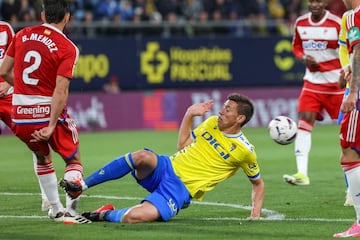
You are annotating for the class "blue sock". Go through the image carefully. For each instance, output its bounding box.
[103,208,130,222]
[84,153,135,188]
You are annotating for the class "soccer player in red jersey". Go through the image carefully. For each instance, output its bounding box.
[0,20,50,212]
[333,0,360,237]
[0,21,15,136]
[283,0,344,186]
[0,0,88,224]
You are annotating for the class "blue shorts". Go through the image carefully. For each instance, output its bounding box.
[131,154,191,221]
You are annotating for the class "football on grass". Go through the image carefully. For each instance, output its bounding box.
[268,116,297,145]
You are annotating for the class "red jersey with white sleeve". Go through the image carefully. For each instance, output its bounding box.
[292,10,343,94]
[6,23,79,124]
[0,21,14,95]
[0,21,15,132]
[345,6,360,55]
[339,6,360,152]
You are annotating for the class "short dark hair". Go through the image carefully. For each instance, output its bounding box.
[227,93,254,127]
[43,0,70,24]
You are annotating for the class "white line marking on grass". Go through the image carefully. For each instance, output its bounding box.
[0,192,354,222]
[193,201,284,220]
[0,215,48,219]
[182,217,354,222]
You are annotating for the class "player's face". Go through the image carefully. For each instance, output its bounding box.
[308,0,327,19]
[218,100,241,133]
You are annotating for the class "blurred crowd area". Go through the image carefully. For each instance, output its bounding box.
[0,0,347,37]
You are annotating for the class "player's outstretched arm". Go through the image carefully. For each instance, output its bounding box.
[249,177,265,219]
[31,76,70,142]
[177,100,214,150]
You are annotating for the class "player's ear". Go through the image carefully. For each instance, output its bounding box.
[237,115,246,125]
[40,8,45,23]
[64,12,71,24]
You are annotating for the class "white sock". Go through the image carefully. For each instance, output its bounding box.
[64,164,83,216]
[294,129,311,176]
[37,165,64,214]
[32,153,48,202]
[345,166,360,223]
[65,194,79,216]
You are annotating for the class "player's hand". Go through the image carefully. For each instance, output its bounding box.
[303,55,319,69]
[339,70,348,89]
[0,82,11,97]
[187,100,214,117]
[339,66,351,89]
[31,126,55,142]
[341,92,358,112]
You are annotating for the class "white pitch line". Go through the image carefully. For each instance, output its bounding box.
[0,192,354,222]
[0,215,48,219]
[179,217,354,222]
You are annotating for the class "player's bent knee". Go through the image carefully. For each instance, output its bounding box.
[122,202,161,223]
[122,209,160,223]
[132,150,156,164]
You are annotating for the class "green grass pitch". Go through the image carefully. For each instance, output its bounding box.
[0,125,354,240]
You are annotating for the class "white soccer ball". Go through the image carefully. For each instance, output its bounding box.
[268,116,297,145]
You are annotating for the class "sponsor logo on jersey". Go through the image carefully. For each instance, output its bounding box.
[15,105,50,118]
[348,27,360,44]
[302,40,328,50]
[201,131,230,160]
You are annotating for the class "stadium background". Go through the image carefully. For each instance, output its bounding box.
[0,0,347,133]
[0,3,355,239]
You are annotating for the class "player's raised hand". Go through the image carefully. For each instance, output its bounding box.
[187,100,214,116]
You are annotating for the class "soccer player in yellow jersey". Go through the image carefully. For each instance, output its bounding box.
[338,9,354,207]
[60,93,265,223]
[338,9,351,104]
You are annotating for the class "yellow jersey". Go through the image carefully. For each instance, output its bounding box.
[337,10,352,124]
[171,116,259,200]
[338,10,351,68]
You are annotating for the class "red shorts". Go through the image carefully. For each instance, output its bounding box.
[340,110,360,152]
[13,117,79,160]
[298,89,343,119]
[0,94,14,130]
